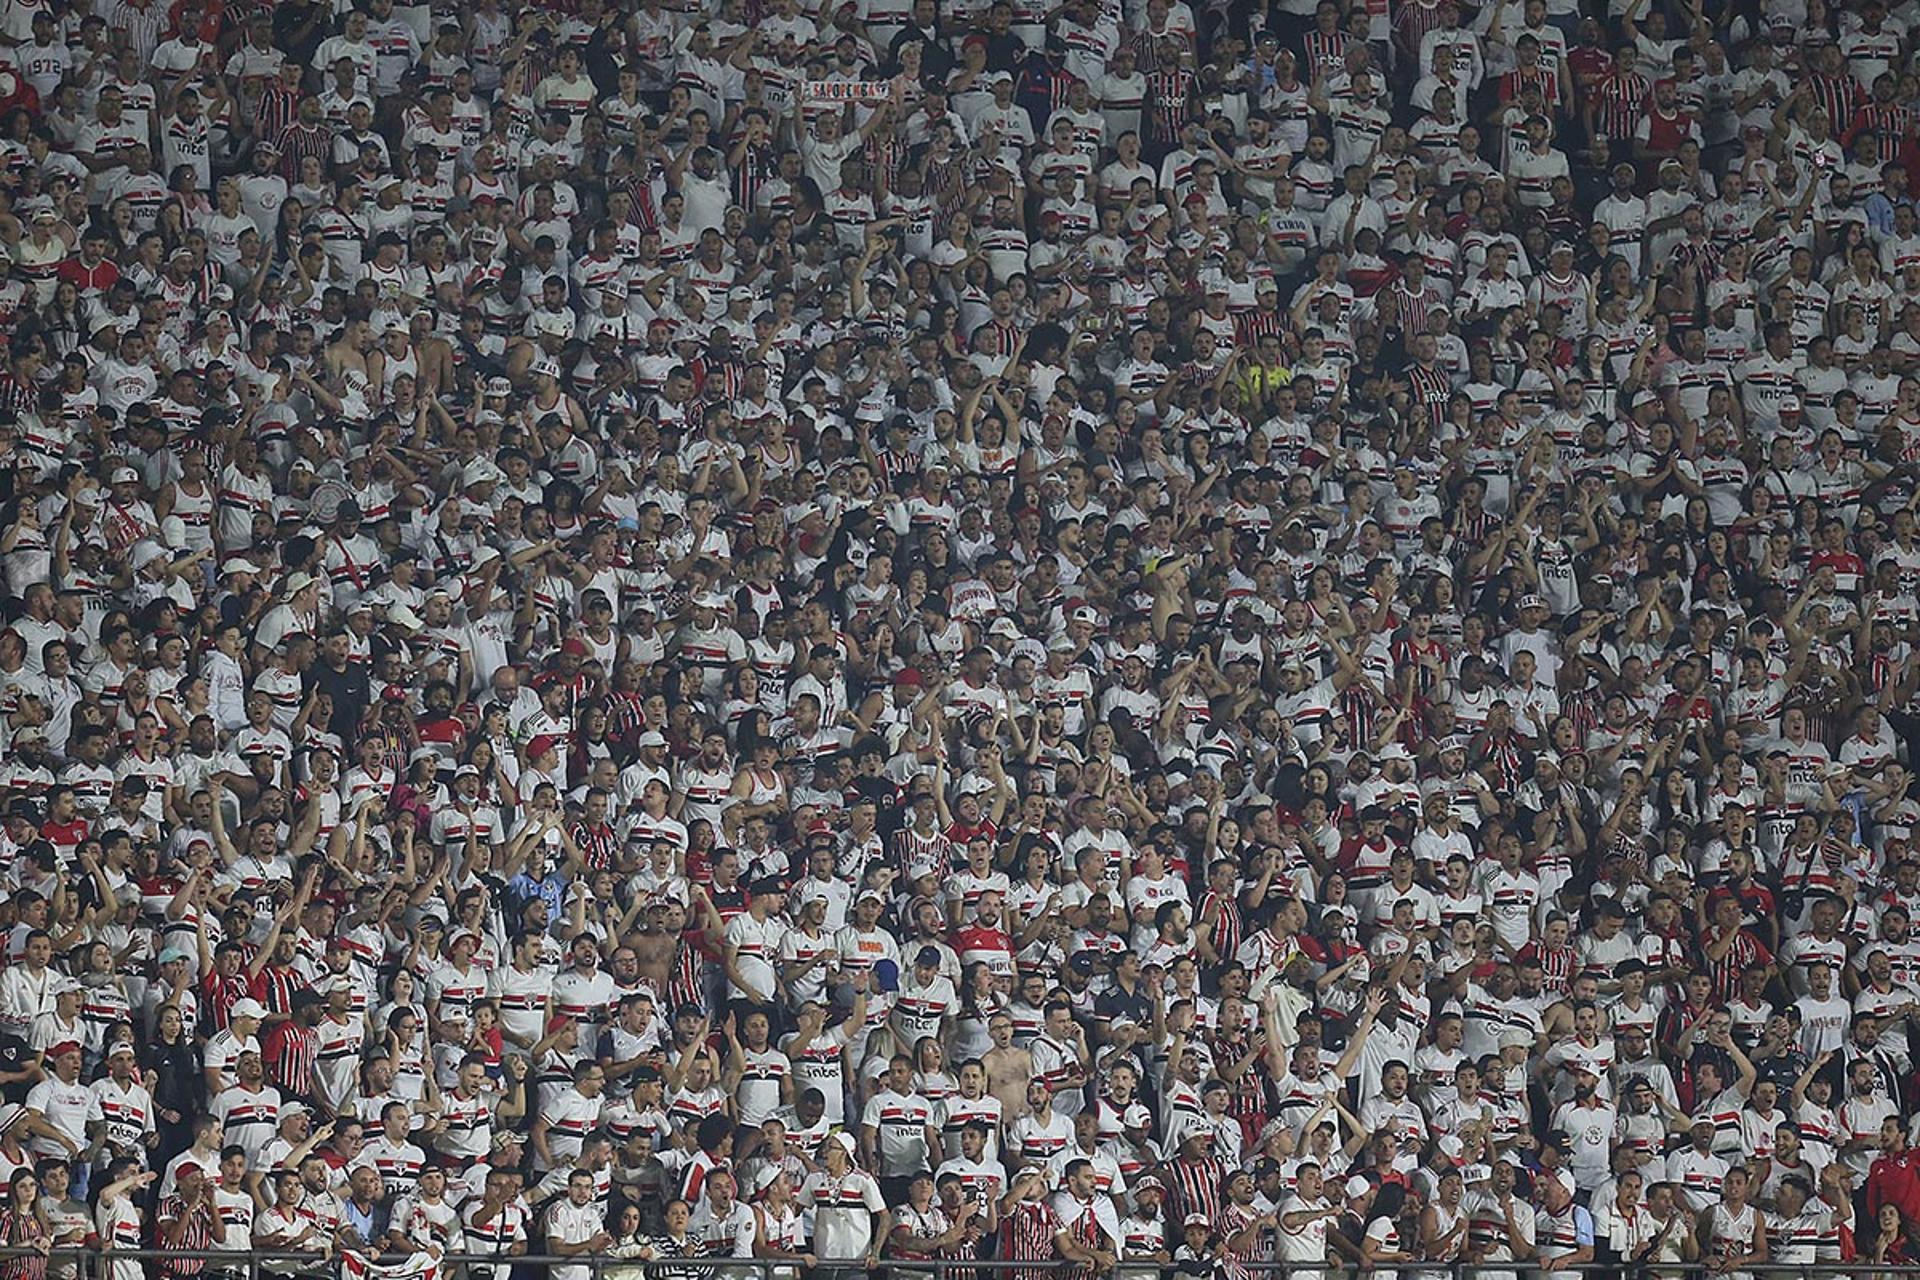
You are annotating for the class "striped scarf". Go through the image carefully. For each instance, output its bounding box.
[1340,681,1378,752]
[1870,651,1896,696]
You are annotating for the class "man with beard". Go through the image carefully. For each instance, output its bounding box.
[1049,1157,1121,1272]
[1116,1173,1171,1277]
[1549,1067,1617,1196]
[1666,1116,1731,1214]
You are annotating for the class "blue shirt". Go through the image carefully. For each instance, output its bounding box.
[507,870,565,918]
[1861,192,1911,237]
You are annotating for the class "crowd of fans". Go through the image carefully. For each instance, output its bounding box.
[7,0,1920,1275]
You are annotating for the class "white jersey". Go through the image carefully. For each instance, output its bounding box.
[1276,1192,1332,1279]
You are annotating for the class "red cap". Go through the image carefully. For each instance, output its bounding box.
[894,668,924,688]
[561,637,589,657]
[47,1041,80,1059]
[526,735,559,760]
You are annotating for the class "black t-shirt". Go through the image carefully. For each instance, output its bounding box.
[309,659,371,741]
[0,1033,35,1103]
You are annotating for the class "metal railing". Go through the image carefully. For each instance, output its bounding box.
[17,1253,1920,1280]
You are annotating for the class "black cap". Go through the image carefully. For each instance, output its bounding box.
[915,946,941,968]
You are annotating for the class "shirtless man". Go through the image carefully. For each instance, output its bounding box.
[631,899,684,1000]
[982,1011,1033,1121]
[409,298,456,400]
[324,316,379,421]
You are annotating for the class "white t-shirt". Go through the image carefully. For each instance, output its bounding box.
[25,1076,100,1157]
[799,1169,887,1261]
